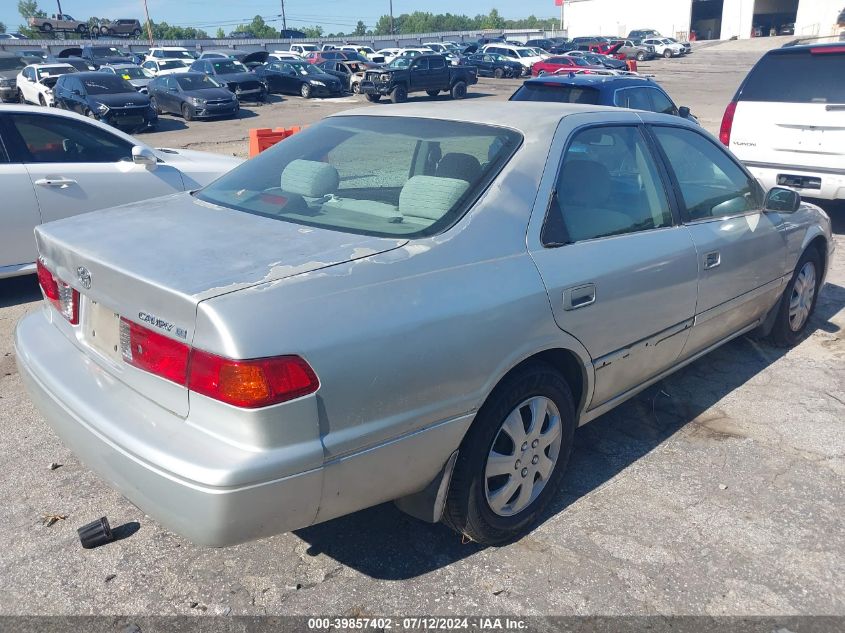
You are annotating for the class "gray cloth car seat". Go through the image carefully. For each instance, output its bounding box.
[559,160,632,241]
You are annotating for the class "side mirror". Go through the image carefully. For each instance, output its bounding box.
[132,145,158,169]
[764,186,801,213]
[678,106,691,118]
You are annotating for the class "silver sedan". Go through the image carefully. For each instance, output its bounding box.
[16,102,834,546]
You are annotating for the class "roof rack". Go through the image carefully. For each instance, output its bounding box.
[782,34,844,47]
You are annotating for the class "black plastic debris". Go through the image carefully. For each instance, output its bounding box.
[78,516,114,549]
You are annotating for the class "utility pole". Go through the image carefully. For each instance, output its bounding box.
[281,0,287,33]
[56,0,63,17]
[389,0,394,36]
[141,0,154,46]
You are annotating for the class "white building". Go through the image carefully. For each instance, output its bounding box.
[560,0,843,41]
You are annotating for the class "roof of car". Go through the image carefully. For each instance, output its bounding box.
[336,101,625,139]
[775,40,845,53]
[523,74,656,89]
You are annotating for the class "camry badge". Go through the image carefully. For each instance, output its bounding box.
[77,266,92,289]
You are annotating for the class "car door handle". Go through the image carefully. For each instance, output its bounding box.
[703,251,721,270]
[34,178,77,189]
[563,283,596,310]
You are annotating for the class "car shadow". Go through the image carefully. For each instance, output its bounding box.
[0,275,40,309]
[149,117,188,132]
[294,281,844,580]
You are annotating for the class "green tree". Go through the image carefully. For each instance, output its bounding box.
[232,15,278,38]
[216,27,225,39]
[479,9,505,30]
[0,21,6,34]
[17,0,47,38]
[301,25,323,38]
[149,21,209,40]
[353,20,366,36]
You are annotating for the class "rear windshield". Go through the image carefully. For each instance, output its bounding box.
[160,60,187,70]
[0,57,26,71]
[195,116,522,238]
[740,49,845,103]
[510,83,600,104]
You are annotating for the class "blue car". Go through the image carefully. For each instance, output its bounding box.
[510,74,697,122]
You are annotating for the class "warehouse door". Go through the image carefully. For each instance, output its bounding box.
[690,0,724,40]
[752,0,799,36]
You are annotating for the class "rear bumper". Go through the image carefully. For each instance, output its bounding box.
[14,310,323,546]
[745,162,845,201]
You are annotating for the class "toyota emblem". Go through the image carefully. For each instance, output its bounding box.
[77,266,92,289]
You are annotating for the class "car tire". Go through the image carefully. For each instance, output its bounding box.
[365,94,381,103]
[18,90,26,104]
[537,70,546,76]
[41,23,53,32]
[636,51,646,61]
[426,90,439,98]
[442,361,576,545]
[450,81,467,100]
[300,83,312,98]
[132,29,141,37]
[352,82,361,94]
[663,49,673,58]
[38,94,46,106]
[181,103,194,121]
[769,248,822,347]
[390,84,407,103]
[494,68,504,79]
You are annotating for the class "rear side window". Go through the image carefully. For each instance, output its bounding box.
[740,49,845,103]
[430,56,446,69]
[510,84,599,104]
[7,113,133,163]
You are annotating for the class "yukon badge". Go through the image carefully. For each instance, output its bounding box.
[76,266,92,289]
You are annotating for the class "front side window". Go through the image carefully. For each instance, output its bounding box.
[615,87,652,110]
[195,116,521,238]
[649,89,677,115]
[651,126,759,221]
[544,126,672,244]
[430,56,446,69]
[8,113,134,163]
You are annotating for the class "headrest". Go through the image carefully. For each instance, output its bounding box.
[399,176,470,221]
[280,160,339,198]
[436,152,482,182]
[560,160,611,207]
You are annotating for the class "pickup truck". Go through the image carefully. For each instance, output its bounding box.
[359,54,478,103]
[28,14,89,34]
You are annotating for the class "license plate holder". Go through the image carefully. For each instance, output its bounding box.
[84,300,122,363]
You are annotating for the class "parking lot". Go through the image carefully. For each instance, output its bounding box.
[0,39,843,617]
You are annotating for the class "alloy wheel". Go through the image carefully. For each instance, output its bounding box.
[788,261,816,332]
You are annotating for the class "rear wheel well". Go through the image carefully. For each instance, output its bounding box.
[495,349,586,415]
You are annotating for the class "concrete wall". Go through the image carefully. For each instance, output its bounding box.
[795,0,842,37]
[560,0,694,39]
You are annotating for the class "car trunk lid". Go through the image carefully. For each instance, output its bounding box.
[35,192,407,416]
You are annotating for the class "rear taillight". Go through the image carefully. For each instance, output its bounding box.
[120,317,190,385]
[37,258,79,325]
[719,100,737,146]
[188,350,319,408]
[119,318,319,407]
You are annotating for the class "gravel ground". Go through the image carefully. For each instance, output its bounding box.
[0,41,842,619]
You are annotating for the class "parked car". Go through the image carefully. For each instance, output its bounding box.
[628,29,661,40]
[27,13,88,34]
[778,23,795,36]
[525,39,557,52]
[610,39,657,61]
[148,72,239,121]
[197,50,249,61]
[146,47,196,62]
[359,54,478,103]
[721,41,845,201]
[0,105,241,279]
[18,50,49,62]
[15,102,833,547]
[665,37,692,54]
[59,57,98,72]
[511,74,697,124]
[97,19,143,37]
[141,59,191,77]
[465,53,522,78]
[53,72,157,132]
[564,50,628,70]
[16,63,76,105]
[0,32,29,40]
[253,60,343,98]
[375,48,403,63]
[189,58,266,102]
[336,45,385,64]
[421,43,465,66]
[0,53,27,102]
[289,44,318,57]
[305,50,371,65]
[99,64,154,93]
[481,44,545,75]
[316,60,377,93]
[531,56,600,76]
[80,45,136,69]
[642,38,686,58]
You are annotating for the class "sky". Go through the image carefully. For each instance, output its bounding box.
[2,0,562,36]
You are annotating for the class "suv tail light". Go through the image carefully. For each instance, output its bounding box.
[37,258,79,325]
[119,318,319,408]
[719,101,737,146]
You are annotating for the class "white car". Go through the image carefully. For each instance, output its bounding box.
[146,47,196,62]
[376,48,403,63]
[289,44,318,57]
[269,51,302,61]
[723,41,845,201]
[0,106,242,278]
[16,63,76,106]
[642,38,685,58]
[141,59,191,76]
[336,44,383,63]
[481,44,545,74]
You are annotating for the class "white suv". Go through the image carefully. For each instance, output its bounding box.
[146,47,196,62]
[481,44,544,75]
[722,42,845,201]
[641,38,685,58]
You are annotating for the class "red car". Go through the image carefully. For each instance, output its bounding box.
[531,56,600,76]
